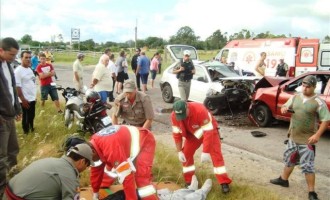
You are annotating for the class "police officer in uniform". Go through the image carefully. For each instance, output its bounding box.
[173,50,195,101]
[112,79,154,130]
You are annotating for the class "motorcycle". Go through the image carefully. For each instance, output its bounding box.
[203,79,255,115]
[56,86,112,134]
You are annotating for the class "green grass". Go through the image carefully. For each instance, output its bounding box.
[14,51,283,199]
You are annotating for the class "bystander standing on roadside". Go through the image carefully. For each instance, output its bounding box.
[90,54,113,104]
[0,37,22,199]
[255,52,267,77]
[73,53,85,92]
[36,53,62,113]
[112,79,154,130]
[44,48,58,80]
[136,51,150,93]
[275,58,289,77]
[14,50,37,134]
[172,50,195,101]
[107,54,116,102]
[115,50,129,94]
[31,51,39,76]
[270,75,330,200]
[99,48,111,64]
[150,52,159,88]
[131,48,141,91]
[158,53,163,74]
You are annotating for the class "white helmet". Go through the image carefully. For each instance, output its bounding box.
[183,50,191,56]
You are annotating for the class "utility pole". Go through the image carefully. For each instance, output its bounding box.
[134,19,137,49]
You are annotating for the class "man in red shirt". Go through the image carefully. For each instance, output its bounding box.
[36,53,62,113]
[90,125,158,200]
[171,100,232,193]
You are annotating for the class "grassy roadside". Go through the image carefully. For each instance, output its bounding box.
[13,97,283,200]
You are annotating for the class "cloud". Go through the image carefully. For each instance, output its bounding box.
[1,0,329,43]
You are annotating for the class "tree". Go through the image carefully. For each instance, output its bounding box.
[169,26,199,46]
[205,30,227,49]
[21,34,33,44]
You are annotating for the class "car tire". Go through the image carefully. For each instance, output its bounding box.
[162,84,174,103]
[203,98,220,115]
[254,104,272,127]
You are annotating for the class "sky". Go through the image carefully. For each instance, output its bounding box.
[0,0,329,44]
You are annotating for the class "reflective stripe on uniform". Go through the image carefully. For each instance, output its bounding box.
[182,165,196,173]
[137,185,156,198]
[214,166,227,175]
[193,113,213,139]
[126,126,140,161]
[172,126,181,134]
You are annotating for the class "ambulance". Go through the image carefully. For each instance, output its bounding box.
[215,37,330,77]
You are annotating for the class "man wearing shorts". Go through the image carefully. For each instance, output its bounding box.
[270,75,330,200]
[136,51,150,93]
[36,53,62,113]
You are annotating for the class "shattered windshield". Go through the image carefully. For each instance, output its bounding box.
[206,61,240,79]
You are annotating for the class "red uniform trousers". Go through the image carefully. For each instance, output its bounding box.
[182,131,232,185]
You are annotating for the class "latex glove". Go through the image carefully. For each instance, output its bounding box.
[178,151,186,162]
[93,192,99,200]
[201,152,212,163]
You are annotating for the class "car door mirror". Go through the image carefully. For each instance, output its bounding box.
[197,77,206,82]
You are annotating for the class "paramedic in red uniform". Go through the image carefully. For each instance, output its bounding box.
[90,125,158,200]
[171,100,232,193]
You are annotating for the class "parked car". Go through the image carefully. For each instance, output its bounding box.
[160,45,258,114]
[248,71,330,127]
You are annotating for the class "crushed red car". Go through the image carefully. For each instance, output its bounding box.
[248,71,330,127]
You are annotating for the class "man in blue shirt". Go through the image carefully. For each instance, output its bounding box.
[31,51,39,76]
[136,51,150,93]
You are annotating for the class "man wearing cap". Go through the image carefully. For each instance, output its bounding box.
[275,58,288,77]
[112,79,154,130]
[5,143,94,200]
[270,75,330,200]
[171,100,232,193]
[172,50,195,101]
[73,53,85,92]
[131,48,141,91]
[89,125,158,200]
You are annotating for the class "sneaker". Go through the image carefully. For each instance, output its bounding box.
[58,110,63,114]
[308,192,319,200]
[270,176,289,187]
[221,183,230,193]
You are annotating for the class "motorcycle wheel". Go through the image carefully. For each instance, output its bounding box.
[203,98,220,115]
[64,109,74,129]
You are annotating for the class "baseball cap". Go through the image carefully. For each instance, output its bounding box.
[173,100,187,120]
[183,50,191,56]
[69,143,94,166]
[123,79,136,93]
[302,75,317,87]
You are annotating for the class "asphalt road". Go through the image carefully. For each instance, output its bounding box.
[53,63,330,199]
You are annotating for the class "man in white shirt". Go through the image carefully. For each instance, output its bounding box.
[73,53,85,92]
[14,50,37,134]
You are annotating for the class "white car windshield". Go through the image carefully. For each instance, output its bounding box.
[169,46,198,60]
[206,61,240,79]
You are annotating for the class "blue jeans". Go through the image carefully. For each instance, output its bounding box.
[98,91,108,103]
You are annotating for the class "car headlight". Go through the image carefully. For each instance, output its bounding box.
[206,88,218,97]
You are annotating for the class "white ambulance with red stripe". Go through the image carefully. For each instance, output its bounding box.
[215,37,330,77]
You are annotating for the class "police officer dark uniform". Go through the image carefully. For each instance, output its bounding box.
[173,50,195,101]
